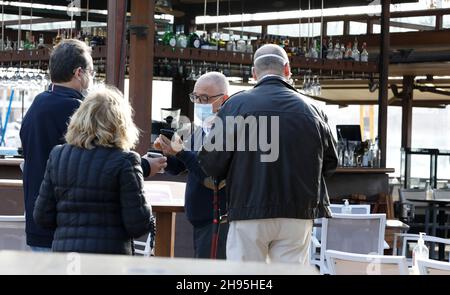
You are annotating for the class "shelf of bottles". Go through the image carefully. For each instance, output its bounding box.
[156,30,378,72]
[0,27,378,80]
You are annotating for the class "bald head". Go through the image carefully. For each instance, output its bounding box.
[195,72,229,96]
[253,44,291,81]
[193,72,230,113]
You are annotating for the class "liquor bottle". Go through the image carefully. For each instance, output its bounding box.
[218,32,226,51]
[38,34,45,48]
[98,28,106,46]
[352,37,360,62]
[344,42,353,60]
[361,42,369,62]
[236,35,246,53]
[200,33,210,50]
[188,31,201,49]
[90,28,99,47]
[255,35,262,49]
[333,39,341,60]
[284,36,290,51]
[246,39,253,54]
[84,30,91,47]
[162,30,177,48]
[310,39,318,59]
[5,37,12,51]
[326,37,334,60]
[24,31,32,50]
[340,43,346,59]
[226,31,235,51]
[209,32,219,50]
[176,27,188,49]
[301,39,307,57]
[54,30,62,47]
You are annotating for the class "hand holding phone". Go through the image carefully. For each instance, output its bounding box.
[160,129,175,140]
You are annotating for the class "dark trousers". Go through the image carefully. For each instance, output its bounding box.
[193,222,229,259]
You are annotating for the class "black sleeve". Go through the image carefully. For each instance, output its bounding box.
[119,152,152,238]
[33,155,57,230]
[141,157,151,178]
[322,122,338,178]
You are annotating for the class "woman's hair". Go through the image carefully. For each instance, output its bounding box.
[65,86,139,150]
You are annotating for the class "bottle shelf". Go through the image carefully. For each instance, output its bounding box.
[0,45,378,74]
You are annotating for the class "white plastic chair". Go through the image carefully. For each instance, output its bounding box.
[318,213,386,274]
[0,215,27,251]
[310,204,371,268]
[133,233,154,257]
[433,188,450,200]
[417,258,450,275]
[329,204,371,214]
[326,249,409,275]
[392,233,450,265]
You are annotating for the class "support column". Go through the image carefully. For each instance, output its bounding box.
[129,0,155,155]
[172,76,195,122]
[106,0,127,92]
[378,0,390,168]
[401,76,414,149]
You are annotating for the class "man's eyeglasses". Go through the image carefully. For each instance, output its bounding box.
[82,68,96,78]
[189,93,224,104]
[75,67,96,78]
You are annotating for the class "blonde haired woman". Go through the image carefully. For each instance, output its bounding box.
[34,86,154,255]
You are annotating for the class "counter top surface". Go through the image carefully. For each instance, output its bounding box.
[0,158,24,166]
[335,167,395,174]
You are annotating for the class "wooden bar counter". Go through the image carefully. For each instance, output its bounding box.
[0,158,23,180]
[326,167,395,201]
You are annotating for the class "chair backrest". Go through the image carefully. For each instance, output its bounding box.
[133,236,152,257]
[329,204,371,214]
[326,250,409,275]
[321,213,386,264]
[433,188,450,200]
[399,188,428,211]
[394,233,450,263]
[0,215,27,251]
[314,204,372,243]
[417,259,450,275]
[399,188,427,202]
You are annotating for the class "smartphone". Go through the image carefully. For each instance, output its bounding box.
[160,128,175,140]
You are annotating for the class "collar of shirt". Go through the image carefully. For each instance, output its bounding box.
[48,84,84,101]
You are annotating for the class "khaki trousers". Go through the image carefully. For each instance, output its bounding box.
[226,218,313,264]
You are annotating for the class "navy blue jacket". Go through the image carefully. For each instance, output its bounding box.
[165,130,226,227]
[20,85,83,247]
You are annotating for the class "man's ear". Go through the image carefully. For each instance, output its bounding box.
[252,67,257,81]
[284,64,291,78]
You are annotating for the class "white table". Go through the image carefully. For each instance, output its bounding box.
[0,250,319,275]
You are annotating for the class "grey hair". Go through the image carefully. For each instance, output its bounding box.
[253,44,289,79]
[196,71,230,94]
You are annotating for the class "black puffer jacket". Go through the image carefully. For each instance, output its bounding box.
[33,144,152,255]
[198,76,338,221]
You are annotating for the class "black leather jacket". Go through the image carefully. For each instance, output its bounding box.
[198,76,338,221]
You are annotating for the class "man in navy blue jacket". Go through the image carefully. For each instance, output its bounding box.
[157,72,230,259]
[20,39,166,251]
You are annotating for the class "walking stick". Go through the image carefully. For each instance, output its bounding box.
[210,177,220,259]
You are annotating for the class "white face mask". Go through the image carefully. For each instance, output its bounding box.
[194,103,215,132]
[195,103,214,121]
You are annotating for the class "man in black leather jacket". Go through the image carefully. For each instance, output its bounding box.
[198,44,338,264]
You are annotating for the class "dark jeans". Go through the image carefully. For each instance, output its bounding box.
[193,222,229,259]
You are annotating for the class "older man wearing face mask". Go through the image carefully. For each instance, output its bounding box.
[197,44,338,264]
[20,39,166,252]
[156,72,231,259]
